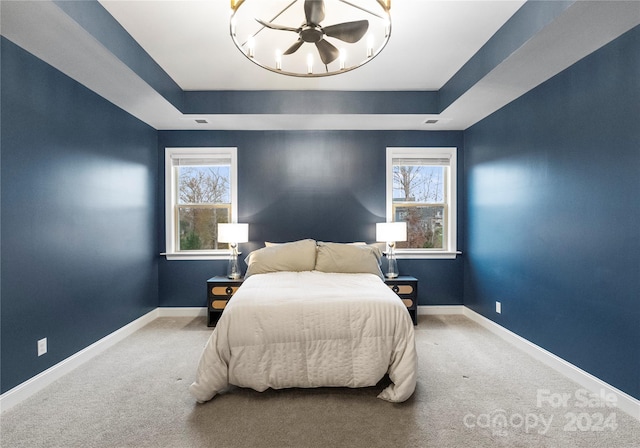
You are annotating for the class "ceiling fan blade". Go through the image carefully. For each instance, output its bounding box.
[323,20,369,43]
[315,39,340,65]
[283,39,304,55]
[304,0,325,25]
[255,18,299,33]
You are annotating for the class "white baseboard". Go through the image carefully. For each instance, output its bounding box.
[463,307,640,421]
[418,305,464,315]
[0,308,206,412]
[3,305,638,422]
[157,307,207,317]
[0,309,159,413]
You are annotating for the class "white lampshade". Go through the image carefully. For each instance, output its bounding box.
[218,223,249,244]
[376,222,407,243]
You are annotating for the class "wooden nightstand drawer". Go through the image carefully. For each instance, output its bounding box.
[401,298,414,308]
[211,299,229,310]
[385,276,418,326]
[211,285,240,297]
[389,284,414,295]
[207,276,244,327]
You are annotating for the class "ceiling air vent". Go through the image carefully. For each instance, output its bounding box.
[424,119,439,124]
[195,119,208,124]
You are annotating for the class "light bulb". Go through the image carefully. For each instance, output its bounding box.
[339,49,346,70]
[307,54,313,74]
[367,34,374,58]
[247,36,255,58]
[275,50,282,70]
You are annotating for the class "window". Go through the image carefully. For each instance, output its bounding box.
[165,147,237,259]
[386,147,457,258]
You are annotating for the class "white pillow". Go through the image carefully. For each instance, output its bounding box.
[314,242,383,279]
[244,239,317,278]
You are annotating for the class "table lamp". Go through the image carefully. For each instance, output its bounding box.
[376,222,407,278]
[218,223,249,279]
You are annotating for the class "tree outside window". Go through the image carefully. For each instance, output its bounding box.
[392,164,446,250]
[177,166,230,250]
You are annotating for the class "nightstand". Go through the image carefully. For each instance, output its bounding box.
[385,276,418,325]
[206,276,244,327]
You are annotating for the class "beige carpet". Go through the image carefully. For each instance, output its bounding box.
[1,315,638,447]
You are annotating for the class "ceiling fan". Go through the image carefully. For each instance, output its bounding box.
[256,0,370,67]
[229,0,391,77]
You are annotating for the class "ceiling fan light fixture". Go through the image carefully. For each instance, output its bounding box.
[229,0,391,77]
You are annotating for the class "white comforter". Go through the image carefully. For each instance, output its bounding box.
[189,271,417,403]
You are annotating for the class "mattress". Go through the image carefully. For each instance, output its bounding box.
[189,271,417,402]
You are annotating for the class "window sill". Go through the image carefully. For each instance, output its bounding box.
[395,251,461,260]
[162,251,460,261]
[162,252,231,261]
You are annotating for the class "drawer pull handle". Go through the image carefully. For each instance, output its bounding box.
[212,286,237,296]
[389,284,413,295]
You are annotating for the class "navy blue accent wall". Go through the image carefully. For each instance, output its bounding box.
[0,38,159,393]
[183,91,439,115]
[464,27,640,399]
[158,130,464,308]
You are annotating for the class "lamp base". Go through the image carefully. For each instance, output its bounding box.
[385,244,399,279]
[227,246,241,280]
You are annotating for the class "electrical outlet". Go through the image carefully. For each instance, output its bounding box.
[37,338,47,356]
[496,301,502,314]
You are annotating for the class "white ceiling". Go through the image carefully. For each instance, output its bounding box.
[98,0,525,92]
[2,1,639,131]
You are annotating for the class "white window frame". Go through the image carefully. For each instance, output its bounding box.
[386,147,458,259]
[164,147,238,260]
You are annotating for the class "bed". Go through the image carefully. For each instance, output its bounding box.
[189,239,417,403]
